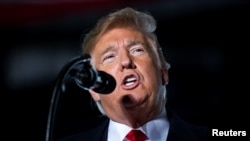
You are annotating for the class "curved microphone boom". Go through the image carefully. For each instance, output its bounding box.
[45,54,116,141]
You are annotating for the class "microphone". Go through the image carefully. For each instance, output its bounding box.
[45,54,116,141]
[66,54,116,94]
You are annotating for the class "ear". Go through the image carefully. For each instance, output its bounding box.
[161,67,169,85]
[89,89,101,101]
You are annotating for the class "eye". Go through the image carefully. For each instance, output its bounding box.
[103,53,116,64]
[130,46,145,56]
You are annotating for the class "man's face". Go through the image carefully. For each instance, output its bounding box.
[89,27,168,127]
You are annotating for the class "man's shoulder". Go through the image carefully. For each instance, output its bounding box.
[167,109,208,141]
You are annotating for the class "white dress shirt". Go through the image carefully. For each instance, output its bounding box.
[107,108,170,141]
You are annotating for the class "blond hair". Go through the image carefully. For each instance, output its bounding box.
[81,7,170,69]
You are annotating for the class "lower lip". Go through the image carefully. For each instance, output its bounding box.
[121,80,139,90]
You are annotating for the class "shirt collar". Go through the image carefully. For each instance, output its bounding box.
[107,108,170,141]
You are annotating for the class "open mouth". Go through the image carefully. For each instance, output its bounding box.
[121,74,139,90]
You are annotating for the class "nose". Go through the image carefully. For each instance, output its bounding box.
[120,51,135,70]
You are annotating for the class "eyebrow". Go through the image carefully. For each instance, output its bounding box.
[127,40,145,49]
[100,44,116,55]
[100,40,145,55]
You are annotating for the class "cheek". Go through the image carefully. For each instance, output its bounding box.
[142,63,162,88]
[141,58,161,77]
[146,70,162,87]
[98,63,121,80]
[99,94,119,111]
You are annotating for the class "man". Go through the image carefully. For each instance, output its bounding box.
[60,7,208,141]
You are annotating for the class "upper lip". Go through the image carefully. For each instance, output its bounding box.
[121,72,140,90]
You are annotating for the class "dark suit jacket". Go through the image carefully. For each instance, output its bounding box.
[58,108,208,141]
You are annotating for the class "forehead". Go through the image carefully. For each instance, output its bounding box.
[89,27,162,67]
[99,28,144,44]
[92,27,154,53]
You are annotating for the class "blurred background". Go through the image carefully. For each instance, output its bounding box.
[1,0,249,141]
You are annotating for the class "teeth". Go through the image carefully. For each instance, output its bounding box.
[125,82,134,86]
[126,77,136,82]
[125,77,136,86]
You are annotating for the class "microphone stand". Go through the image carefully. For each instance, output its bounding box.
[45,55,91,141]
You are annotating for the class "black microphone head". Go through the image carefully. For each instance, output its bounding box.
[92,71,116,94]
[73,65,98,90]
[68,54,116,94]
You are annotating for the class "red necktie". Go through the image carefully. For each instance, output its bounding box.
[125,129,148,141]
